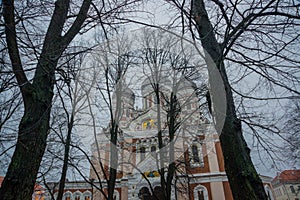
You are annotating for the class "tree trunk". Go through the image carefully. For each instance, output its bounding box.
[56,114,74,200]
[0,93,52,200]
[165,92,178,200]
[192,0,268,199]
[0,43,58,199]
[107,122,118,200]
[107,77,122,200]
[155,83,167,199]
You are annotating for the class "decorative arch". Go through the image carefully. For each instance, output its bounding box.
[53,192,58,199]
[140,146,146,161]
[138,187,151,200]
[188,141,204,167]
[63,191,73,200]
[264,185,275,200]
[153,186,164,199]
[151,146,156,152]
[113,190,120,200]
[73,191,82,200]
[83,191,92,200]
[193,185,208,200]
[135,182,161,197]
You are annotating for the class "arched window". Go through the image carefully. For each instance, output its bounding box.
[144,97,148,109]
[153,186,164,199]
[140,147,146,161]
[151,146,156,152]
[193,185,208,200]
[192,145,200,162]
[83,191,92,200]
[290,185,295,193]
[264,185,275,200]
[74,193,81,200]
[138,187,151,200]
[113,190,120,200]
[189,142,204,167]
[148,96,152,107]
[63,192,72,200]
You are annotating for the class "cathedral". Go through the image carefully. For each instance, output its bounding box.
[89,76,235,200]
[44,76,275,200]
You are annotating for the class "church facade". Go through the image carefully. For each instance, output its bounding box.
[44,76,276,200]
[89,77,235,200]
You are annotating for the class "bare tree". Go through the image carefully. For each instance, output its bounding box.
[54,49,94,200]
[136,29,213,200]
[137,32,190,200]
[86,29,208,200]
[0,60,22,174]
[0,0,140,199]
[0,18,22,174]
[87,36,134,199]
[1,1,92,199]
[115,29,208,200]
[2,0,299,199]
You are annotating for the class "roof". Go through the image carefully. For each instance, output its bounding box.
[272,170,300,183]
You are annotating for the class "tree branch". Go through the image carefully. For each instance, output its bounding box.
[3,0,29,91]
[62,0,92,47]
